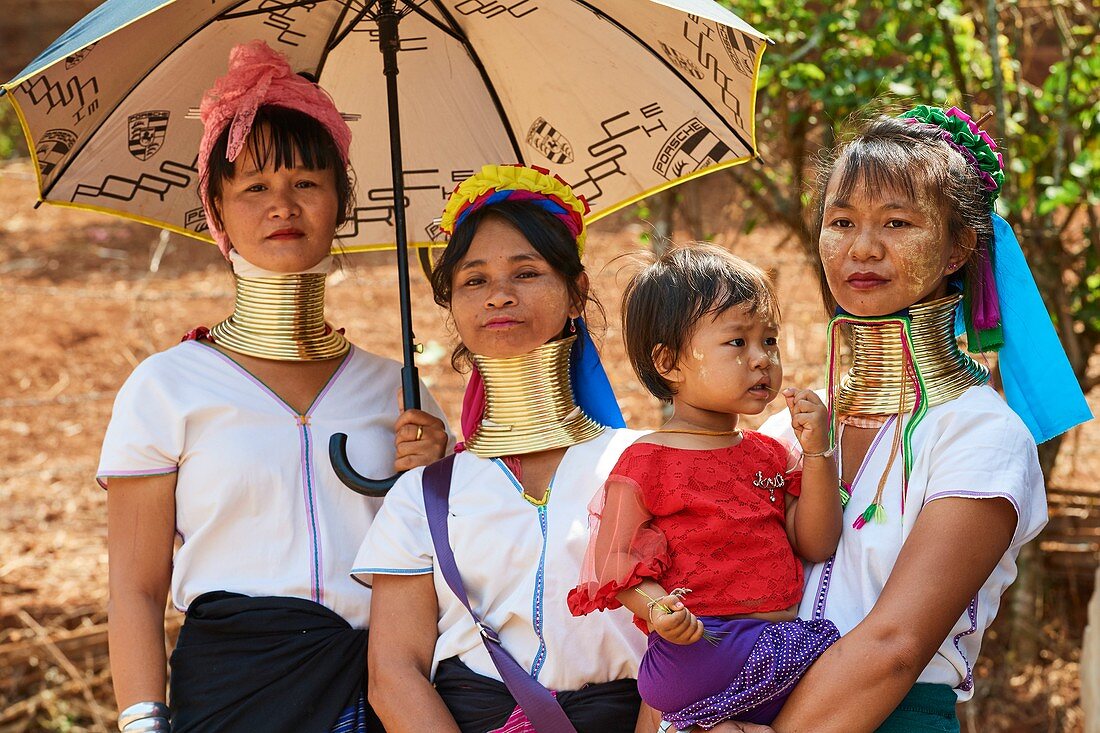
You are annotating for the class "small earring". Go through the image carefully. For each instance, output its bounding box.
[569,317,577,334]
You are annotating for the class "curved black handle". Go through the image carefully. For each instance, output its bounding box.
[332,5,422,498]
[331,362,422,496]
[329,432,401,496]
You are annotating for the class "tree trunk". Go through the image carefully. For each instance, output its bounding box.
[1007,541,1041,667]
[1083,564,1100,733]
[649,190,678,255]
[1006,439,1062,667]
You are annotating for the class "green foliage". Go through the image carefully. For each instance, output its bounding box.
[716,0,1099,388]
[0,98,29,160]
[717,0,994,238]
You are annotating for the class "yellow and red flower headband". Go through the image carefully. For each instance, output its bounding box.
[440,164,590,255]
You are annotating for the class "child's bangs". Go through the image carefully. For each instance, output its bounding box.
[694,264,780,328]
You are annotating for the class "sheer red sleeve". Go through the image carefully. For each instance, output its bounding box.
[567,473,670,616]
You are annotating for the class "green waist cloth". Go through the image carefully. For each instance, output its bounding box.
[875,683,959,732]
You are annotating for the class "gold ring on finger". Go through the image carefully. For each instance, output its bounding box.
[415,426,423,441]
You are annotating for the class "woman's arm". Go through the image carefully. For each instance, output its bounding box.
[636,702,662,733]
[368,573,460,733]
[106,474,177,710]
[772,495,1017,733]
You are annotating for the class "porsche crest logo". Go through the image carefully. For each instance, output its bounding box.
[525,117,574,165]
[128,111,170,161]
[35,129,78,177]
[653,118,733,180]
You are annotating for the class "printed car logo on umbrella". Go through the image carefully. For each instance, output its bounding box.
[34,129,77,177]
[128,111,170,161]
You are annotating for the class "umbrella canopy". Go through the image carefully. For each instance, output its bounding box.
[4,0,770,493]
[3,0,769,254]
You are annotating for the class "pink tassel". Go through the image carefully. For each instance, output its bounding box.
[972,247,1001,330]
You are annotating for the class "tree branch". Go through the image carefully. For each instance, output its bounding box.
[1050,4,1077,187]
[987,0,1009,195]
[938,5,971,100]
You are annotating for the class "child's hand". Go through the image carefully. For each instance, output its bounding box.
[783,388,831,455]
[649,595,705,645]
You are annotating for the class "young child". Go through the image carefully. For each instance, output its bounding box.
[567,244,843,729]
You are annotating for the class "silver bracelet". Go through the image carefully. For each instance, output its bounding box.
[118,702,169,731]
[802,445,836,459]
[122,719,170,733]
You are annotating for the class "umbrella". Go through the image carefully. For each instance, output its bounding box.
[3,0,770,493]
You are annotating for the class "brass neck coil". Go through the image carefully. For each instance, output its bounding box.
[836,293,989,417]
[209,272,349,361]
[466,335,604,457]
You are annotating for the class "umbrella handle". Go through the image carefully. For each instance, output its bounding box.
[331,2,425,498]
[328,432,401,496]
[330,365,423,496]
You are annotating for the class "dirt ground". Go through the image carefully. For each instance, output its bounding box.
[1,157,1097,731]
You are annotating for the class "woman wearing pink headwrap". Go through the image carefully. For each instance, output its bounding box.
[97,41,448,733]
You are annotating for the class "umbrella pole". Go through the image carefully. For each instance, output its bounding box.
[330,0,420,496]
[379,2,422,413]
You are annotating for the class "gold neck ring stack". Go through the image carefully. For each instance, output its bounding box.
[210,271,349,361]
[835,293,988,418]
[465,335,604,458]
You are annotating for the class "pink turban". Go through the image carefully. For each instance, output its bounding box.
[198,40,352,256]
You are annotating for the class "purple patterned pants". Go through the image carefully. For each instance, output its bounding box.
[637,616,839,729]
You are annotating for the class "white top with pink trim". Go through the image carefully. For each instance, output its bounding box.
[761,385,1046,701]
[97,340,448,629]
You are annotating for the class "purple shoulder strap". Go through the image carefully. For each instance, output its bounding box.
[422,455,578,733]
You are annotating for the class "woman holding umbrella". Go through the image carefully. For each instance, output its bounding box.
[700,107,1090,732]
[97,42,448,733]
[355,164,649,732]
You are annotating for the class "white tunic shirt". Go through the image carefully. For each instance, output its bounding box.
[353,428,649,691]
[761,385,1046,701]
[97,340,447,630]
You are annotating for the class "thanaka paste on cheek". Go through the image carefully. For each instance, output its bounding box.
[891,191,951,303]
[818,210,849,294]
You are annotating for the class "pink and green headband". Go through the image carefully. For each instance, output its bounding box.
[900,105,1004,202]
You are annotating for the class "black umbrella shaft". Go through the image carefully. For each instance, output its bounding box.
[328,3,422,496]
[379,1,421,411]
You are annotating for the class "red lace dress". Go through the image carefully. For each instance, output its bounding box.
[567,431,803,632]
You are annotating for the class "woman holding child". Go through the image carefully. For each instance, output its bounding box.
[361,102,1088,733]
[702,107,1089,731]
